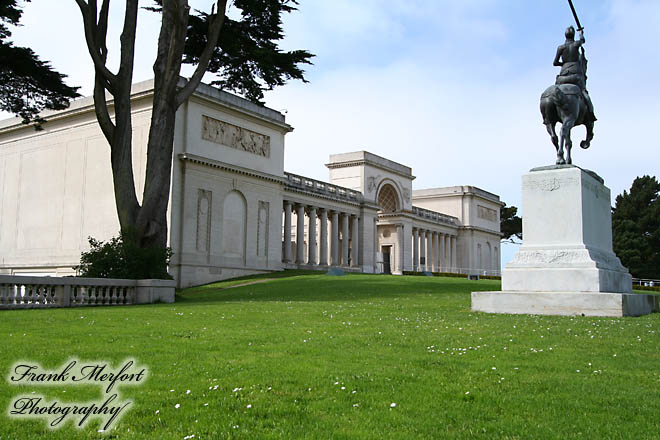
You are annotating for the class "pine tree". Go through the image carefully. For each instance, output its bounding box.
[612,176,660,279]
[0,0,79,125]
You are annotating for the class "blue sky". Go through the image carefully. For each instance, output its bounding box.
[6,0,660,267]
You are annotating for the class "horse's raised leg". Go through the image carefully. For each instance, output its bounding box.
[580,120,594,149]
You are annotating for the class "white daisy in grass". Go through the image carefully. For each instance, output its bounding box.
[246,404,252,409]
[186,390,191,394]
[390,403,397,408]
[175,404,180,409]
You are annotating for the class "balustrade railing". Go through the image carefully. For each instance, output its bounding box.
[0,275,174,310]
[284,172,362,202]
[411,206,459,226]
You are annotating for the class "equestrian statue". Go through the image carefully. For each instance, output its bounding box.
[540,1,596,165]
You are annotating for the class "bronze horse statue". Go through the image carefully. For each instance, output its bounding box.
[540,83,593,165]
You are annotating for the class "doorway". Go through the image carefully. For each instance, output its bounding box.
[382,245,392,274]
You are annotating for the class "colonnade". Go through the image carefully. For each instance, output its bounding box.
[283,200,359,267]
[412,227,457,272]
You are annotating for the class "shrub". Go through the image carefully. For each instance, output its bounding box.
[74,230,173,280]
[633,285,660,293]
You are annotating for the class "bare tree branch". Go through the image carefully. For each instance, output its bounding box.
[90,0,115,140]
[73,0,117,91]
[175,0,227,107]
[117,0,139,84]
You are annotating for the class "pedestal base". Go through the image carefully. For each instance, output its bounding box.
[472,291,658,317]
[471,165,649,317]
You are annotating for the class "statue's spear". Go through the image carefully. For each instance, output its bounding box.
[567,0,584,32]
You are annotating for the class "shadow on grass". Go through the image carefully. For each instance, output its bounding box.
[176,271,501,305]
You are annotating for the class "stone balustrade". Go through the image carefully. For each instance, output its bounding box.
[0,275,175,310]
[285,172,362,203]
[411,206,458,226]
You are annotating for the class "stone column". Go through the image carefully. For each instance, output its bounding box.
[396,224,404,275]
[283,201,292,263]
[451,235,457,273]
[445,235,451,272]
[308,207,317,265]
[341,213,350,266]
[425,231,433,272]
[445,234,452,272]
[439,233,445,271]
[412,228,419,271]
[351,215,359,267]
[373,218,378,272]
[319,209,328,266]
[431,232,438,272]
[419,229,426,272]
[296,204,305,264]
[330,211,339,266]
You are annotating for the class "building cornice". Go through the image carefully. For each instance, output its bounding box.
[459,225,504,237]
[326,160,416,181]
[179,153,286,184]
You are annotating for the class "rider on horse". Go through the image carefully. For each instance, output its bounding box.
[553,26,596,122]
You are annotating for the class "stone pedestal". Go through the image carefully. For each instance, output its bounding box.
[472,165,657,317]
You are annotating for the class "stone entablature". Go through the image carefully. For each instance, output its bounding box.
[326,151,415,181]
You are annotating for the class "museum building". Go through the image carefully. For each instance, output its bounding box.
[0,80,503,288]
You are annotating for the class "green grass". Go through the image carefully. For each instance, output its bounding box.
[1,272,659,439]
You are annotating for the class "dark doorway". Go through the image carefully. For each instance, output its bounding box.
[382,246,392,274]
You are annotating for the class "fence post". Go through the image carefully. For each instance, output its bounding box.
[58,285,71,307]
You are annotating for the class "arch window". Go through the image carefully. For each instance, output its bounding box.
[378,184,399,213]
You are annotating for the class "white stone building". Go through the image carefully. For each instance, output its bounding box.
[0,80,503,287]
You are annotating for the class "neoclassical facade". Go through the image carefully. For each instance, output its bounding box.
[0,80,502,287]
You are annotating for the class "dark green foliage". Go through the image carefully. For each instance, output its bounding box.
[75,230,173,280]
[612,176,660,279]
[500,204,522,242]
[0,0,79,125]
[148,0,314,103]
[634,285,660,293]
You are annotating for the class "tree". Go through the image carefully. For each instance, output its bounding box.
[73,0,313,262]
[612,175,660,279]
[500,204,522,243]
[0,0,79,125]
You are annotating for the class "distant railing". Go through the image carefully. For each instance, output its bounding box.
[408,267,501,277]
[0,275,175,310]
[411,206,459,226]
[284,172,362,203]
[633,278,659,287]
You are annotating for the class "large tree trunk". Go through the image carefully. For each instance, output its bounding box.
[76,0,225,251]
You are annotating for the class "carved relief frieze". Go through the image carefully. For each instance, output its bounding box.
[367,175,381,193]
[523,177,578,192]
[510,248,625,271]
[402,188,411,203]
[477,205,497,222]
[202,115,270,157]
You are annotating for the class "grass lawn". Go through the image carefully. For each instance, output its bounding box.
[1,272,659,439]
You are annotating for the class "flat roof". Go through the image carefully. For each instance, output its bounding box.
[0,78,287,132]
